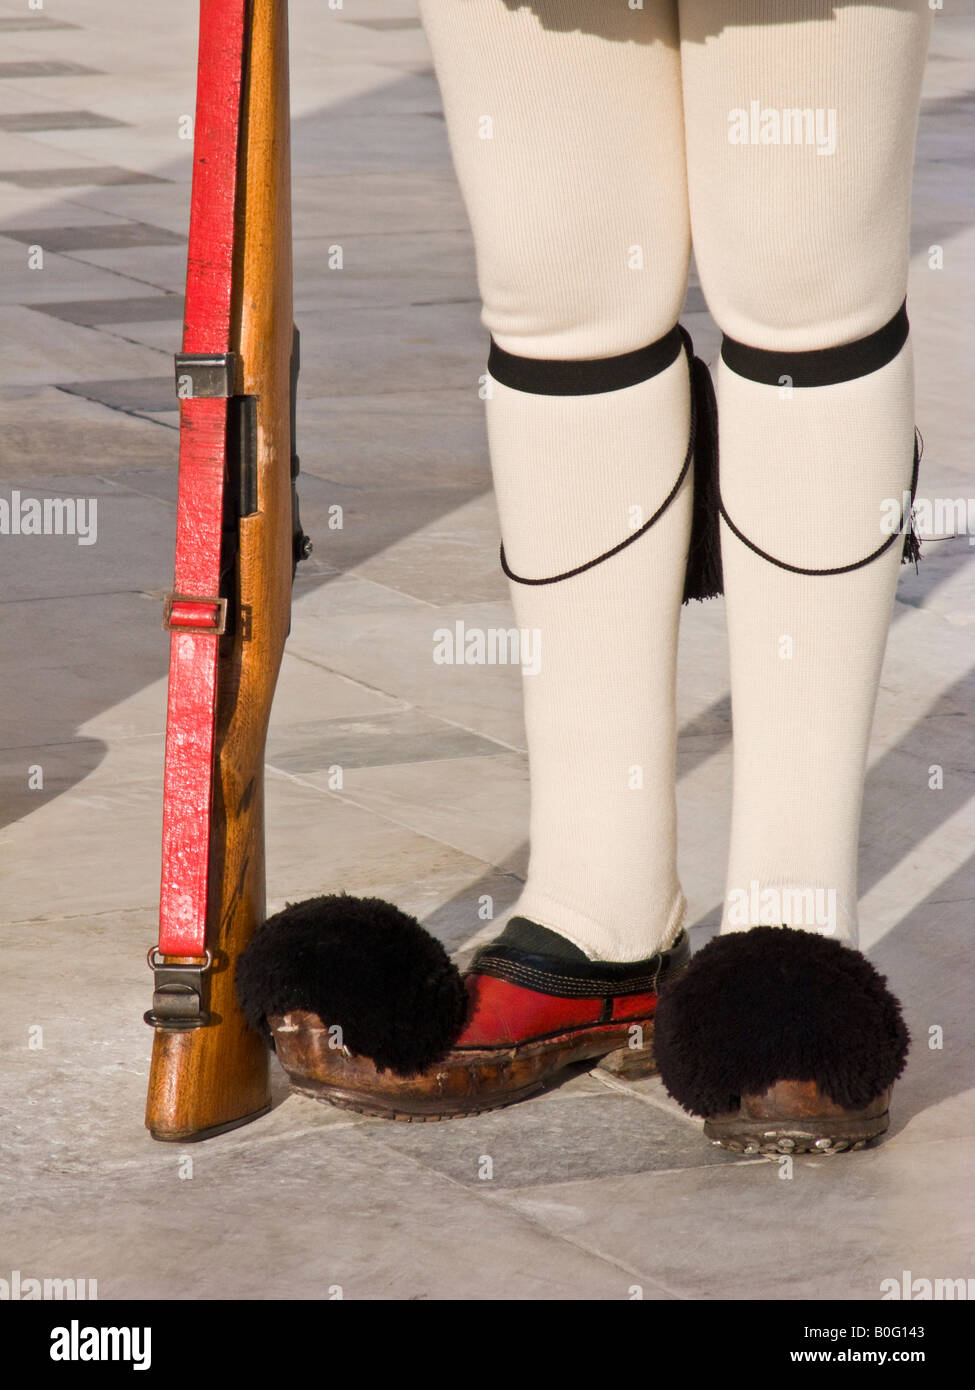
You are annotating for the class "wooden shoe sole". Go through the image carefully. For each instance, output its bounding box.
[269,1009,658,1120]
[704,1079,892,1155]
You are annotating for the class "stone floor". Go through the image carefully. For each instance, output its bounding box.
[0,0,973,1302]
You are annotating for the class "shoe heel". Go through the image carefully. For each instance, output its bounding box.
[703,1080,892,1154]
[596,1031,657,1079]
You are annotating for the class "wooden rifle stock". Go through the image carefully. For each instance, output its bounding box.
[146,0,300,1141]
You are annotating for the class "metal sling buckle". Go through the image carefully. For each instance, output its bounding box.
[144,946,213,1030]
[174,350,236,400]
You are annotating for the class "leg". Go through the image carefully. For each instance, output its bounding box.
[417,0,692,961]
[680,0,932,945]
[654,0,930,1148]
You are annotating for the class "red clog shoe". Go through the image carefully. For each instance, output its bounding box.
[236,896,689,1120]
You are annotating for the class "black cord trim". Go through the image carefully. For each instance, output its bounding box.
[488,323,683,395]
[496,309,920,589]
[721,301,909,387]
[718,427,922,576]
[500,327,696,586]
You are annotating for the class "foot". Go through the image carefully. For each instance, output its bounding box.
[652,925,909,1154]
[237,896,689,1121]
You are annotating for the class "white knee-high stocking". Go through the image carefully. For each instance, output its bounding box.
[418,0,694,959]
[679,0,932,943]
[418,0,932,957]
[489,348,693,961]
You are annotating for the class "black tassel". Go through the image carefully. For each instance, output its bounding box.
[682,354,724,603]
[901,427,923,572]
[902,518,922,570]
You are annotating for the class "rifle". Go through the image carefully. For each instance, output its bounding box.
[144,0,309,1141]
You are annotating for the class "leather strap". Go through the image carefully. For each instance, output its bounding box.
[157,0,249,959]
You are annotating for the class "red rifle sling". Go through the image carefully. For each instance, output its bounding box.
[158,0,249,959]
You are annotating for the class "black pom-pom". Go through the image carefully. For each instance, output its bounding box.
[235,894,469,1077]
[653,926,910,1117]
